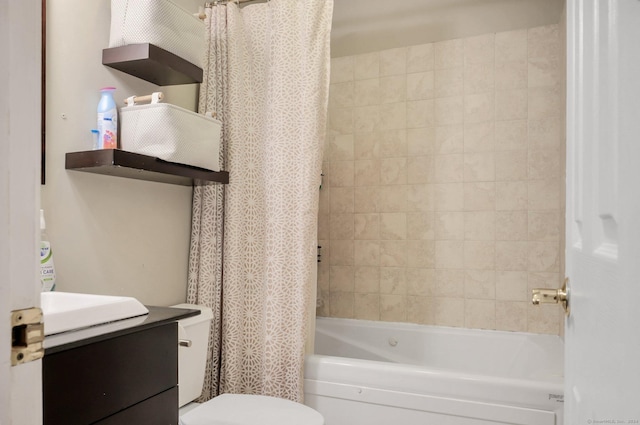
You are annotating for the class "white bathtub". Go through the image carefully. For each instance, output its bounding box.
[304,317,564,425]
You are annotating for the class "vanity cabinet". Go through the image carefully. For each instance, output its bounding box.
[43,307,198,425]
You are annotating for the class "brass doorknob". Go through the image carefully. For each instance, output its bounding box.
[532,277,570,316]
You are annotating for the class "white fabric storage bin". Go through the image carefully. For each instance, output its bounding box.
[109,0,204,67]
[120,103,221,171]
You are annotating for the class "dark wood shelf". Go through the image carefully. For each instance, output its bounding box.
[102,43,203,86]
[65,150,228,186]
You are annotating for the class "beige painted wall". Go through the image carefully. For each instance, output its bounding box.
[40,0,203,305]
[318,24,566,335]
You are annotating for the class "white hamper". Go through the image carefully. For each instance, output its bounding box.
[120,102,221,172]
[109,0,204,67]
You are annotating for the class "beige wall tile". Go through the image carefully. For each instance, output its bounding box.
[407,184,435,212]
[380,240,407,267]
[330,187,354,213]
[495,89,528,121]
[464,241,496,270]
[380,76,407,104]
[354,132,379,159]
[407,268,436,296]
[354,186,378,213]
[354,266,380,293]
[434,297,465,327]
[380,295,407,322]
[495,241,529,271]
[436,125,464,154]
[529,149,561,180]
[378,185,408,212]
[380,158,408,185]
[435,154,464,183]
[495,120,527,151]
[435,240,464,269]
[464,92,494,124]
[354,79,380,106]
[319,184,330,214]
[464,182,496,211]
[528,57,560,88]
[353,105,380,133]
[318,251,330,291]
[463,122,494,153]
[495,150,528,181]
[318,214,329,240]
[495,29,527,63]
[436,212,465,240]
[528,241,560,272]
[527,303,560,334]
[355,159,380,186]
[528,24,560,59]
[380,213,407,240]
[464,211,495,240]
[330,240,354,266]
[495,61,527,91]
[329,107,353,134]
[528,87,561,120]
[528,179,560,210]
[407,240,436,268]
[354,213,379,240]
[528,211,560,241]
[463,152,495,182]
[528,116,562,150]
[495,270,528,301]
[378,129,408,158]
[435,67,464,97]
[464,63,494,94]
[330,266,355,292]
[435,39,464,69]
[495,211,528,241]
[317,290,330,316]
[407,212,436,240]
[380,47,408,76]
[330,214,354,240]
[464,33,495,65]
[407,128,435,156]
[407,71,435,100]
[435,96,464,126]
[496,301,528,331]
[435,269,465,297]
[331,56,354,83]
[354,293,380,320]
[407,43,434,73]
[330,134,355,161]
[465,299,496,329]
[407,100,435,128]
[378,103,407,131]
[435,182,464,211]
[496,181,527,210]
[329,161,354,187]
[380,267,407,294]
[465,270,496,299]
[329,291,354,318]
[354,52,380,80]
[407,156,435,184]
[354,240,379,266]
[407,296,435,324]
[330,82,354,109]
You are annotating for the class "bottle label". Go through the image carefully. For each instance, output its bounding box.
[40,241,56,292]
[98,108,118,149]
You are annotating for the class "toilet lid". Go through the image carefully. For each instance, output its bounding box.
[179,394,324,425]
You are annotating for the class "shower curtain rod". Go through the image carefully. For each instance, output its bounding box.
[197,0,267,19]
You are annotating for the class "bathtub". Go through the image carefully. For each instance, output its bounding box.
[304,317,564,425]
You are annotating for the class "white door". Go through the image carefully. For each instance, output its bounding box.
[0,1,44,424]
[565,0,640,422]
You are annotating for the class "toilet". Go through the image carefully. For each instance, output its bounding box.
[171,304,324,425]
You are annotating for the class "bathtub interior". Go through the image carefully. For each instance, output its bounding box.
[314,317,563,382]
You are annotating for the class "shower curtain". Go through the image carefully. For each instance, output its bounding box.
[187,0,332,403]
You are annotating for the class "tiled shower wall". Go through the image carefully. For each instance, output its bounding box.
[317,24,565,335]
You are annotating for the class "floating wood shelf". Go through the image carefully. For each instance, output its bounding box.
[65,150,228,186]
[102,43,203,86]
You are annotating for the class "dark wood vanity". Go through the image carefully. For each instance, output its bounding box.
[42,306,198,425]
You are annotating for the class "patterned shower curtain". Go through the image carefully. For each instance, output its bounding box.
[187,0,332,403]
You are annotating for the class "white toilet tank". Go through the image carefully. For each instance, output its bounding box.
[171,304,214,407]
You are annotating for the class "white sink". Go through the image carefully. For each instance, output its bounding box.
[41,292,149,336]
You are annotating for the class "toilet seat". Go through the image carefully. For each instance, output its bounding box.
[179,394,324,425]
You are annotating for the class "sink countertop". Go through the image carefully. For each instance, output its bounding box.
[44,306,200,355]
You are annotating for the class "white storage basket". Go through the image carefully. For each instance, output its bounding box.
[109,0,204,67]
[120,101,221,172]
